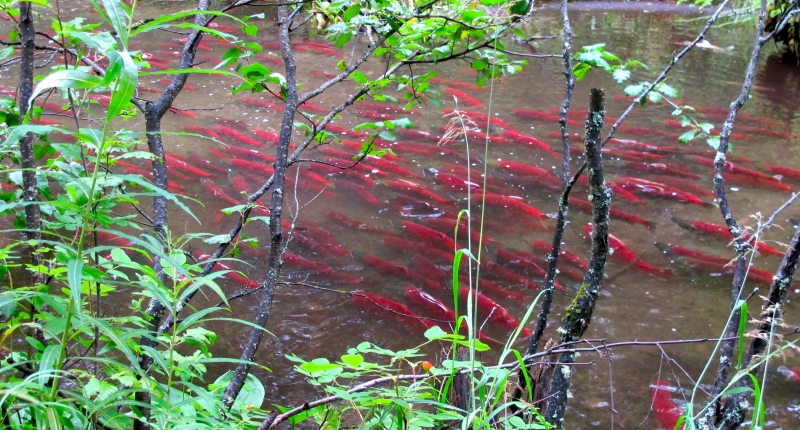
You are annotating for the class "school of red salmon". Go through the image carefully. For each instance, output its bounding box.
[12,26,800,422]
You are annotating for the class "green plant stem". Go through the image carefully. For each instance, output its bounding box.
[47,94,114,404]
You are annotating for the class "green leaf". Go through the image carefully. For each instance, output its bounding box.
[472,59,488,71]
[391,117,413,129]
[509,0,532,15]
[424,325,448,340]
[3,125,61,148]
[623,84,645,97]
[612,68,630,83]
[123,173,198,218]
[105,50,138,120]
[677,130,696,144]
[335,32,352,49]
[340,354,364,368]
[300,359,342,373]
[67,258,84,312]
[461,10,484,22]
[737,300,748,368]
[0,46,15,61]
[101,0,130,48]
[342,4,361,22]
[38,344,60,386]
[131,10,238,37]
[243,23,258,37]
[572,63,591,82]
[646,91,663,104]
[204,233,232,244]
[213,371,265,410]
[353,122,378,131]
[656,82,679,98]
[29,70,103,112]
[721,386,752,397]
[351,70,368,85]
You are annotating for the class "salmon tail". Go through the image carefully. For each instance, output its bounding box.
[670,217,694,231]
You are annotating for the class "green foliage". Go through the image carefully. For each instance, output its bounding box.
[572,44,646,82]
[281,336,551,429]
[0,1,273,428]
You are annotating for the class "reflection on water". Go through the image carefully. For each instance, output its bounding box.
[5,3,800,428]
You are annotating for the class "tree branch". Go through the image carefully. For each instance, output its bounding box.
[541,89,609,427]
[221,1,298,410]
[512,0,574,410]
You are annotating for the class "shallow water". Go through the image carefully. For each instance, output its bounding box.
[5,1,800,428]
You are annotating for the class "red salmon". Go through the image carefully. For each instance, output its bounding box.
[405,286,455,322]
[229,158,275,175]
[501,129,558,155]
[616,177,708,206]
[252,128,280,144]
[496,248,547,278]
[214,125,262,147]
[460,277,526,300]
[396,128,440,142]
[433,172,482,192]
[386,179,451,205]
[582,226,671,278]
[362,254,439,290]
[694,156,772,180]
[240,97,285,112]
[403,221,457,252]
[766,164,800,181]
[165,154,213,178]
[182,125,218,140]
[443,87,484,108]
[671,218,786,257]
[226,145,277,163]
[195,252,260,288]
[473,191,546,222]
[532,238,589,271]
[458,287,533,336]
[382,235,455,263]
[655,243,775,285]
[328,211,392,234]
[284,252,360,283]
[228,171,251,196]
[365,156,421,179]
[624,161,701,180]
[187,152,228,175]
[480,260,543,290]
[442,109,512,128]
[497,160,561,188]
[201,178,240,206]
[336,180,381,205]
[411,254,448,290]
[431,77,482,91]
[351,290,434,329]
[650,379,683,430]
[357,102,416,115]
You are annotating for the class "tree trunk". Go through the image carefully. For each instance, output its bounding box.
[539,89,609,428]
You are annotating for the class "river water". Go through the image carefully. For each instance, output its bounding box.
[6,1,800,428]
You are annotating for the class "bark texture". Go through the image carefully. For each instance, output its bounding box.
[134,2,210,427]
[539,89,609,428]
[513,0,575,410]
[18,1,42,280]
[221,2,298,410]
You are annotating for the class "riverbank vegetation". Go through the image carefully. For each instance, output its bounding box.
[1,0,799,428]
